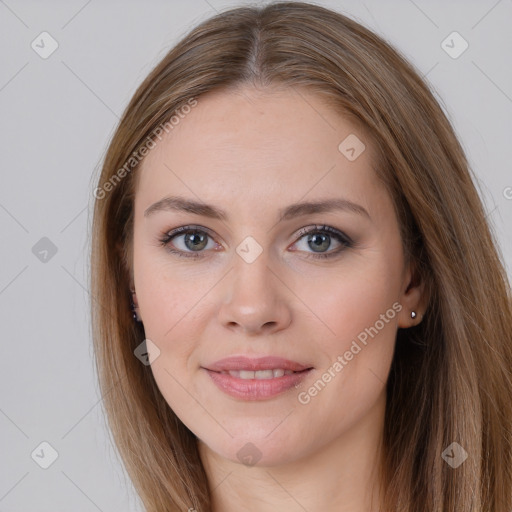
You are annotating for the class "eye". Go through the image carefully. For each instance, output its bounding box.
[158,225,218,258]
[291,225,353,260]
[158,224,353,260]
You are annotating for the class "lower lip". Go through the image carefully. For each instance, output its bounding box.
[203,368,312,400]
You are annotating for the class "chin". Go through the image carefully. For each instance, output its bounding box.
[203,429,306,468]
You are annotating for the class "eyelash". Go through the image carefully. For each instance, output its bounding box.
[157,224,353,260]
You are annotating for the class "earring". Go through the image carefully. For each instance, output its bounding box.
[130,288,142,322]
[411,311,417,319]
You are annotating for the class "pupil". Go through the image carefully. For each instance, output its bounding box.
[309,233,329,252]
[186,232,206,250]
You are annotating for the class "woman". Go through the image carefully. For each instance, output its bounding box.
[89,2,512,511]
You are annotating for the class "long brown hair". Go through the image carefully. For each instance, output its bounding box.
[89,2,512,510]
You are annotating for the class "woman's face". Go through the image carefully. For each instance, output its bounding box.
[131,85,420,466]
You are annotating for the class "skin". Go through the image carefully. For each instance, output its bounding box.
[129,85,426,512]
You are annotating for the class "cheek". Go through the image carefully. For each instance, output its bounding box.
[312,255,401,346]
[134,238,209,338]
[139,282,203,367]
[305,252,401,402]
[136,264,207,424]
[290,276,399,454]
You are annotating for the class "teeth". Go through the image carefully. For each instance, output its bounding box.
[223,369,295,379]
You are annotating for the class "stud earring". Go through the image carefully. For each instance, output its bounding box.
[130,288,142,322]
[411,311,417,319]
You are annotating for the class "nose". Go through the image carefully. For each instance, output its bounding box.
[217,251,292,337]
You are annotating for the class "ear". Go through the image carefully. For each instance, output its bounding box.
[129,286,141,322]
[397,259,429,329]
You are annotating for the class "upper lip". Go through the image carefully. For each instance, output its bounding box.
[204,356,313,372]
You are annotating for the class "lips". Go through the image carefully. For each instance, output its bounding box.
[204,355,313,373]
[202,356,314,400]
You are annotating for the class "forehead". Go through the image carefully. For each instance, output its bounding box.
[135,86,386,222]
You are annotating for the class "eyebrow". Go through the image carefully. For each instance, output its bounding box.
[143,195,371,222]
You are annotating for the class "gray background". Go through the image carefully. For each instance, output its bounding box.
[1,0,511,510]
